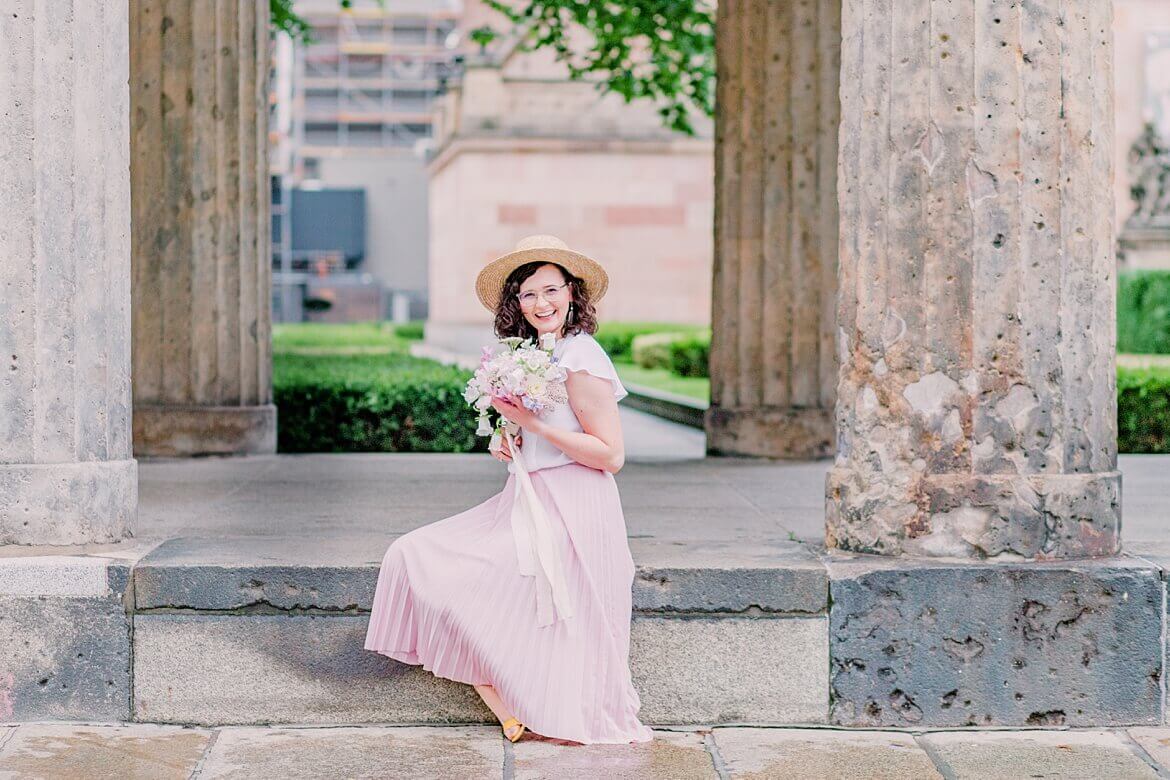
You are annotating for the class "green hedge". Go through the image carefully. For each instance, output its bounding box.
[669,336,711,378]
[274,353,485,453]
[1119,365,1170,454]
[1118,271,1170,355]
[631,332,689,370]
[595,322,705,362]
[393,322,425,341]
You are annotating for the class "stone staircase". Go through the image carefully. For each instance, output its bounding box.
[6,452,1170,731]
[6,532,1170,730]
[2,535,829,727]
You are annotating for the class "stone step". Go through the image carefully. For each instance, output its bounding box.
[1,535,829,727]
[4,536,1170,730]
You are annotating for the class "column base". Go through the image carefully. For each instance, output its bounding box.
[825,467,1122,559]
[828,553,1160,726]
[705,405,835,458]
[0,460,138,545]
[133,404,277,457]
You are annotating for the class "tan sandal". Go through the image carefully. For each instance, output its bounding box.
[501,716,526,742]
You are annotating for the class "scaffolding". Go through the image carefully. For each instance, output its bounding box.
[292,0,462,156]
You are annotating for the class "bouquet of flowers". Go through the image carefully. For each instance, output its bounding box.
[463,332,568,448]
[463,331,574,625]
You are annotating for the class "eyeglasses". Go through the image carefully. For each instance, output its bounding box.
[516,282,570,308]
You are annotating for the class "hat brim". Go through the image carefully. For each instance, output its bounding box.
[475,247,609,312]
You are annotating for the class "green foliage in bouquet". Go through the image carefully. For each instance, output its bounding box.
[274,354,485,453]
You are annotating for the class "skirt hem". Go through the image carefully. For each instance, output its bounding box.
[362,642,654,745]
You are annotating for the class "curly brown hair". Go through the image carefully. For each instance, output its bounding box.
[493,261,598,340]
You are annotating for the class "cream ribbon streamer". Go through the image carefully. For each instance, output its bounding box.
[504,427,574,626]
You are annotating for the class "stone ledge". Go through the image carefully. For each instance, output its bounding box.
[131,613,828,726]
[133,535,829,614]
[621,383,707,430]
[629,537,826,614]
[826,552,1163,728]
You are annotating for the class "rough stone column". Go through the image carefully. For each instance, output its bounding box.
[707,0,841,458]
[827,0,1120,558]
[0,1,137,544]
[130,0,275,457]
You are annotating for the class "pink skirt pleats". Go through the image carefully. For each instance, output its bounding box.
[362,462,654,745]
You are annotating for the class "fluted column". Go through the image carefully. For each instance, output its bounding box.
[0,1,137,544]
[827,0,1120,558]
[130,0,275,456]
[707,0,840,458]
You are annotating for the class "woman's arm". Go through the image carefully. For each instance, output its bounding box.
[490,370,626,473]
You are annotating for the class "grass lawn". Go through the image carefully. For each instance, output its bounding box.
[273,322,414,356]
[614,360,710,404]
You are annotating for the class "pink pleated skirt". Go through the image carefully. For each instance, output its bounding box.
[362,461,655,745]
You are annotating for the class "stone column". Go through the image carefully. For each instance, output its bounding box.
[0,1,137,544]
[130,0,275,457]
[827,0,1120,558]
[707,0,841,458]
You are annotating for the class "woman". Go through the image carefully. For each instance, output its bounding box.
[363,234,654,746]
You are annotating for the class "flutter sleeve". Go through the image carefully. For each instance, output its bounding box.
[557,334,628,401]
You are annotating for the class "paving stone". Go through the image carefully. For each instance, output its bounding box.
[512,729,715,779]
[920,730,1158,779]
[0,723,211,780]
[132,615,491,725]
[828,554,1162,727]
[1127,728,1170,769]
[630,617,828,724]
[197,726,502,780]
[712,728,941,779]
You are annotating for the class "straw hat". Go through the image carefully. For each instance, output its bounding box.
[475,234,609,312]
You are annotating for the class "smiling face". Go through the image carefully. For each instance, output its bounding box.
[517,263,573,337]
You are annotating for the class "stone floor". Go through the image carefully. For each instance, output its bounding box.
[3,722,1170,779]
[124,448,1169,548]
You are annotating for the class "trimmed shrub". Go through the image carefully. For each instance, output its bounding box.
[595,322,705,361]
[1118,365,1170,454]
[393,321,425,341]
[632,332,688,370]
[669,336,711,378]
[1118,270,1170,355]
[274,353,485,453]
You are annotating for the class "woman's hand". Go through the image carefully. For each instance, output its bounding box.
[490,432,523,462]
[490,394,541,431]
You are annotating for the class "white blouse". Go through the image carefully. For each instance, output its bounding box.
[507,331,628,474]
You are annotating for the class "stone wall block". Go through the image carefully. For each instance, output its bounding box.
[828,556,1161,727]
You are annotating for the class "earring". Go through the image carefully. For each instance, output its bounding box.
[566,303,575,326]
